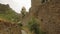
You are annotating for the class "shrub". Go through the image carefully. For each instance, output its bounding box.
[27,17,46,34]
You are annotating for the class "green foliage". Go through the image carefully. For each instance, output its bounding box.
[0,4,20,23]
[28,17,46,34]
[21,7,26,18]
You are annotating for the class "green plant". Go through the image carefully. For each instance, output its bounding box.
[0,4,20,23]
[21,7,26,18]
[27,17,46,34]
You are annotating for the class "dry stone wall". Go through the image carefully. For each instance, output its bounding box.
[0,20,21,34]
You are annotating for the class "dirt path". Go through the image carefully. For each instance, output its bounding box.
[21,30,27,34]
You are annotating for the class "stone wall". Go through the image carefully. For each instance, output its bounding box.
[30,0,60,34]
[0,20,21,34]
[20,0,60,34]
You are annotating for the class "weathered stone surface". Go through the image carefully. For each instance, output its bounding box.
[20,0,60,34]
[0,19,21,34]
[30,0,60,34]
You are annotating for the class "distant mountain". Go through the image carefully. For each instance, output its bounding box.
[0,3,20,23]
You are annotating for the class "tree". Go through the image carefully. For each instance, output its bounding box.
[21,7,27,18]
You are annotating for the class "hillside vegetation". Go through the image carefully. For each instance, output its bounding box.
[0,4,20,23]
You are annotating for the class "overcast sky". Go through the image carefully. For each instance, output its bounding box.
[0,0,31,13]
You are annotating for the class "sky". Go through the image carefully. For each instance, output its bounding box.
[0,0,31,13]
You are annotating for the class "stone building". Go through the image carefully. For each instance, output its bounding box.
[20,0,60,34]
[29,0,60,34]
[0,19,21,34]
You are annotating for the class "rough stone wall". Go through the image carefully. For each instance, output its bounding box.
[0,20,21,34]
[30,0,60,34]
